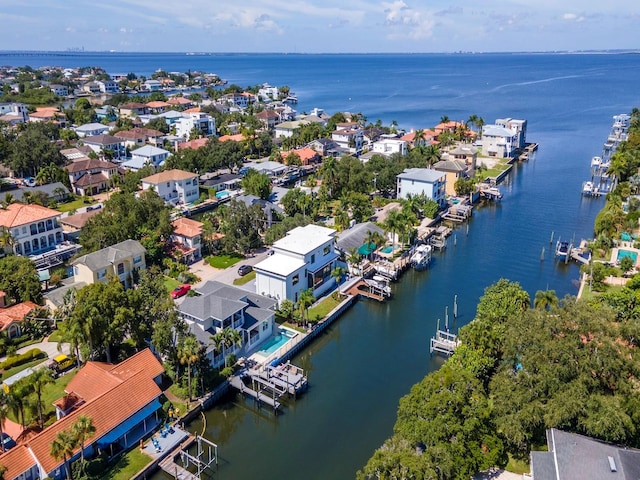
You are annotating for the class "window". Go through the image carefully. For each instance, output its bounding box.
[117,263,125,275]
[323,245,330,255]
[310,254,315,264]
[166,182,170,187]
[292,274,299,285]
[97,269,107,279]
[134,255,142,264]
[262,321,269,331]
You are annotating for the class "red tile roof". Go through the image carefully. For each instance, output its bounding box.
[0,301,38,331]
[183,107,201,113]
[29,371,161,474]
[178,138,209,150]
[0,445,37,480]
[60,210,101,230]
[218,134,244,142]
[0,203,60,228]
[281,147,320,165]
[146,101,170,108]
[167,97,192,105]
[172,217,203,238]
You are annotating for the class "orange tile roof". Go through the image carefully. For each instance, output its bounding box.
[0,445,37,480]
[146,101,170,108]
[29,371,162,474]
[167,97,191,105]
[141,169,198,184]
[0,203,60,228]
[114,127,163,139]
[65,362,122,402]
[108,348,165,381]
[183,107,201,113]
[0,301,38,331]
[178,138,209,150]
[218,134,244,142]
[281,147,319,165]
[60,210,101,230]
[172,217,203,238]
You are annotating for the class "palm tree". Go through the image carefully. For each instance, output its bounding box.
[178,334,200,401]
[424,145,441,166]
[297,288,316,325]
[50,429,77,480]
[30,368,53,428]
[0,393,9,453]
[440,115,450,124]
[210,331,226,368]
[222,327,243,367]
[364,229,378,260]
[413,129,426,147]
[383,209,403,252]
[534,290,559,310]
[72,415,96,466]
[331,265,347,285]
[0,226,14,255]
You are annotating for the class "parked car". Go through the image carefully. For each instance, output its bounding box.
[48,354,76,377]
[237,265,253,276]
[0,433,16,451]
[171,284,191,299]
[266,249,275,256]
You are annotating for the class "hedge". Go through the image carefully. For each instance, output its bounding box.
[0,348,46,370]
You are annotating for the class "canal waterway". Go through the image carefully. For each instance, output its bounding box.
[7,51,634,479]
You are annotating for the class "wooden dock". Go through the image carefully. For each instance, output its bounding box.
[344,279,386,302]
[159,437,198,480]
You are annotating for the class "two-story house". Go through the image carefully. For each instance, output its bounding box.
[97,80,119,94]
[118,102,149,118]
[122,145,171,171]
[0,102,28,124]
[255,110,280,130]
[178,281,277,367]
[331,122,363,155]
[49,84,69,97]
[495,118,527,149]
[140,169,200,205]
[254,224,339,305]
[74,122,110,138]
[114,127,164,149]
[72,239,146,289]
[82,134,127,160]
[171,217,203,264]
[372,137,408,156]
[173,112,216,138]
[0,203,63,256]
[65,158,121,196]
[396,168,446,206]
[481,125,519,158]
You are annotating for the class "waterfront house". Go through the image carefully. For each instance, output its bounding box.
[254,224,339,305]
[400,129,438,147]
[97,80,118,94]
[0,291,38,339]
[171,217,203,264]
[255,109,280,130]
[82,81,101,95]
[444,143,478,169]
[200,172,241,192]
[140,169,200,205]
[143,79,162,92]
[530,428,640,480]
[432,158,470,196]
[65,158,120,196]
[146,100,171,113]
[72,239,146,289]
[241,161,287,178]
[74,122,110,138]
[396,168,446,206]
[495,118,527,149]
[173,112,216,139]
[0,349,165,480]
[59,209,102,240]
[49,84,68,97]
[481,123,520,158]
[275,120,309,139]
[82,134,126,160]
[179,281,277,367]
[0,203,63,257]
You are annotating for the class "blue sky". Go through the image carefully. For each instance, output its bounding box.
[2,0,639,53]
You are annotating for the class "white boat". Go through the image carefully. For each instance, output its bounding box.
[555,240,570,259]
[582,181,593,196]
[410,244,432,270]
[591,156,602,168]
[365,276,392,296]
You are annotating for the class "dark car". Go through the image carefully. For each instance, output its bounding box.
[171,284,191,299]
[0,433,16,450]
[237,265,253,276]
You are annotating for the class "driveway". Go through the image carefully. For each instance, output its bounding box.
[189,248,272,290]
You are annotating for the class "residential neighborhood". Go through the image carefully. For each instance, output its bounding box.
[0,62,538,480]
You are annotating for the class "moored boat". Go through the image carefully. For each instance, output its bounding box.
[410,244,432,270]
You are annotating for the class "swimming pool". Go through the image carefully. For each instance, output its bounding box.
[256,329,297,356]
[215,190,230,199]
[617,249,638,263]
[380,245,400,254]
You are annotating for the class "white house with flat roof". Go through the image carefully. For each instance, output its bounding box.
[141,169,200,205]
[480,118,527,158]
[396,168,446,206]
[254,224,339,305]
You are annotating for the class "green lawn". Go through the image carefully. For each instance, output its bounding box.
[233,271,255,285]
[0,357,48,381]
[164,276,181,294]
[101,447,152,480]
[55,197,96,213]
[206,254,245,269]
[506,453,530,475]
[47,326,64,344]
[308,294,343,321]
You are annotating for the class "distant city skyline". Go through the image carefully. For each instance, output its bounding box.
[2,1,639,54]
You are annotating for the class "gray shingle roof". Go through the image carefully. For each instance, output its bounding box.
[397,168,444,183]
[180,294,247,322]
[72,239,145,272]
[336,221,384,253]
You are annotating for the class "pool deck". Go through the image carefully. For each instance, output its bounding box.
[611,246,640,267]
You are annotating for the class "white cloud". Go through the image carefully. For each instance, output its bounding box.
[382,1,436,39]
[562,12,585,22]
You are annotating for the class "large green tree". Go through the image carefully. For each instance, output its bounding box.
[0,255,42,304]
[241,169,272,200]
